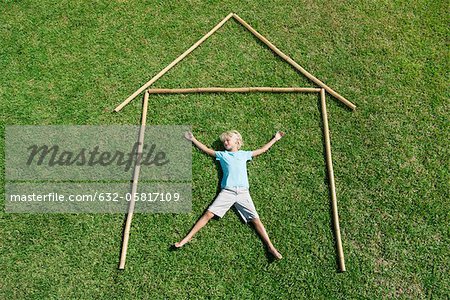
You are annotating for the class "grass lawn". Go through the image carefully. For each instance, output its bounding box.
[1,0,448,299]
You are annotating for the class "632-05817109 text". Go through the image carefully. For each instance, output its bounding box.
[8,192,181,202]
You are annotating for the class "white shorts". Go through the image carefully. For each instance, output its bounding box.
[207,188,259,223]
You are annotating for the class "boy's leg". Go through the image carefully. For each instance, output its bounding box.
[175,210,215,248]
[250,218,282,260]
[233,191,282,259]
[174,189,234,248]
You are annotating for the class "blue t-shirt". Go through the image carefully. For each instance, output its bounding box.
[215,150,253,189]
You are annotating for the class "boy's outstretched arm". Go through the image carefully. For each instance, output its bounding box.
[184,131,216,157]
[252,131,285,157]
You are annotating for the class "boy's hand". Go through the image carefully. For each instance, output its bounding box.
[184,131,195,141]
[274,131,285,141]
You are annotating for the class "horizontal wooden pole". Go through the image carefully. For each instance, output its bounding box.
[232,13,356,110]
[146,87,321,94]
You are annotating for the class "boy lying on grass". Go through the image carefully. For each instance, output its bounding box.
[173,130,285,260]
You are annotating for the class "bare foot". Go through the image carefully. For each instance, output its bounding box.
[174,242,184,248]
[269,248,282,260]
[174,239,190,248]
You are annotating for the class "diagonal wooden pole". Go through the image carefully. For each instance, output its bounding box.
[233,13,356,111]
[114,13,233,112]
[119,91,149,269]
[320,88,346,272]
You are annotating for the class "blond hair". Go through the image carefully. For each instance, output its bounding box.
[220,130,243,149]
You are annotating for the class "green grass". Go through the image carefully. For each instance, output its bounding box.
[1,0,448,299]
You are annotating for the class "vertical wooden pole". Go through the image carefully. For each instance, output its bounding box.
[119,91,149,269]
[320,88,346,272]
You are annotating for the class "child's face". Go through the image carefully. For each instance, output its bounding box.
[223,135,239,151]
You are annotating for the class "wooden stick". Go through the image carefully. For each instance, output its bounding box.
[320,88,346,272]
[146,87,321,94]
[114,13,234,112]
[233,14,356,111]
[118,91,149,269]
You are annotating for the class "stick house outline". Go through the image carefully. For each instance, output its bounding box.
[114,13,356,272]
